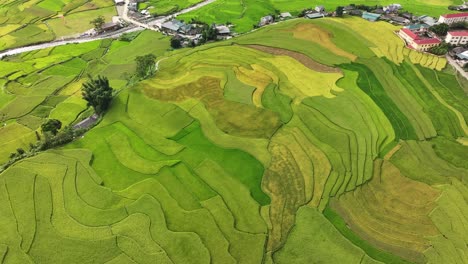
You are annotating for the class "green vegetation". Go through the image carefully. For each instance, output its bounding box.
[1,14,467,264]
[41,119,62,135]
[90,15,105,32]
[135,53,157,79]
[81,75,113,114]
[0,0,116,50]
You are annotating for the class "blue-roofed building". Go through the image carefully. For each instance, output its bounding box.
[405,24,429,31]
[362,12,381,22]
[457,50,468,60]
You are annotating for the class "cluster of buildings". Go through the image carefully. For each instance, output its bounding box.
[397,11,468,53]
[257,5,326,28]
[158,19,232,46]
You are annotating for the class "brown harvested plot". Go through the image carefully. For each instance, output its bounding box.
[330,160,441,263]
[246,44,341,73]
[290,24,357,62]
[143,77,282,138]
[234,64,274,108]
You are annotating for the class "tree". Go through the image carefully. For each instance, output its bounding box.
[429,23,449,36]
[82,75,113,114]
[135,54,157,79]
[429,43,449,55]
[16,148,25,155]
[201,24,217,43]
[90,16,105,32]
[336,6,345,17]
[41,119,62,135]
[170,37,182,49]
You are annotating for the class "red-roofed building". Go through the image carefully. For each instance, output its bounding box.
[445,31,468,45]
[438,12,468,24]
[398,28,441,51]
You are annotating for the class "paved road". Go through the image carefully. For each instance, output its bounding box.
[0,0,216,59]
[446,55,468,81]
[0,26,142,59]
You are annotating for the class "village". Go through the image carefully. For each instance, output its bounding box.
[82,0,468,72]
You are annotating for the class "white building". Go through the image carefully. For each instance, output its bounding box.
[445,31,468,45]
[438,12,468,24]
[399,28,441,52]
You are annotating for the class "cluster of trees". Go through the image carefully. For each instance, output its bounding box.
[430,22,468,36]
[430,23,449,36]
[335,6,344,17]
[429,42,450,55]
[135,54,157,79]
[200,24,218,43]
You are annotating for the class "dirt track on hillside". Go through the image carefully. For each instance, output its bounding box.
[245,44,341,73]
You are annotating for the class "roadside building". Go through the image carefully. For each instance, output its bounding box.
[456,50,468,60]
[383,4,401,13]
[178,24,194,35]
[348,10,363,16]
[391,16,410,25]
[101,22,121,32]
[445,31,468,45]
[343,6,355,13]
[315,5,325,13]
[418,15,437,26]
[215,25,231,39]
[362,12,381,22]
[401,12,413,20]
[399,28,441,52]
[373,8,385,14]
[259,15,274,26]
[449,46,468,58]
[161,19,185,34]
[305,13,325,19]
[405,23,429,31]
[114,0,125,5]
[438,12,468,24]
[280,12,292,19]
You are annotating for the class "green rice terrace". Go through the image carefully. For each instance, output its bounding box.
[0,2,468,263]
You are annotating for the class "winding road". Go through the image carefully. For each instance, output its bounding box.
[0,0,216,59]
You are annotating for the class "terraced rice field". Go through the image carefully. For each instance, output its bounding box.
[0,0,116,50]
[0,15,467,264]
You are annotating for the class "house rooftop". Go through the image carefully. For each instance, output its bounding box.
[306,13,324,19]
[362,12,381,21]
[216,25,230,34]
[405,23,429,30]
[401,28,419,39]
[441,12,468,18]
[162,19,184,31]
[413,38,440,45]
[280,12,292,18]
[448,30,468,37]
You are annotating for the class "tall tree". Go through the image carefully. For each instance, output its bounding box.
[82,75,113,114]
[90,16,105,32]
[41,119,62,135]
[135,54,157,79]
[336,6,345,17]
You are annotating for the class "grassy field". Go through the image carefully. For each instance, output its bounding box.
[0,14,467,264]
[139,0,205,15]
